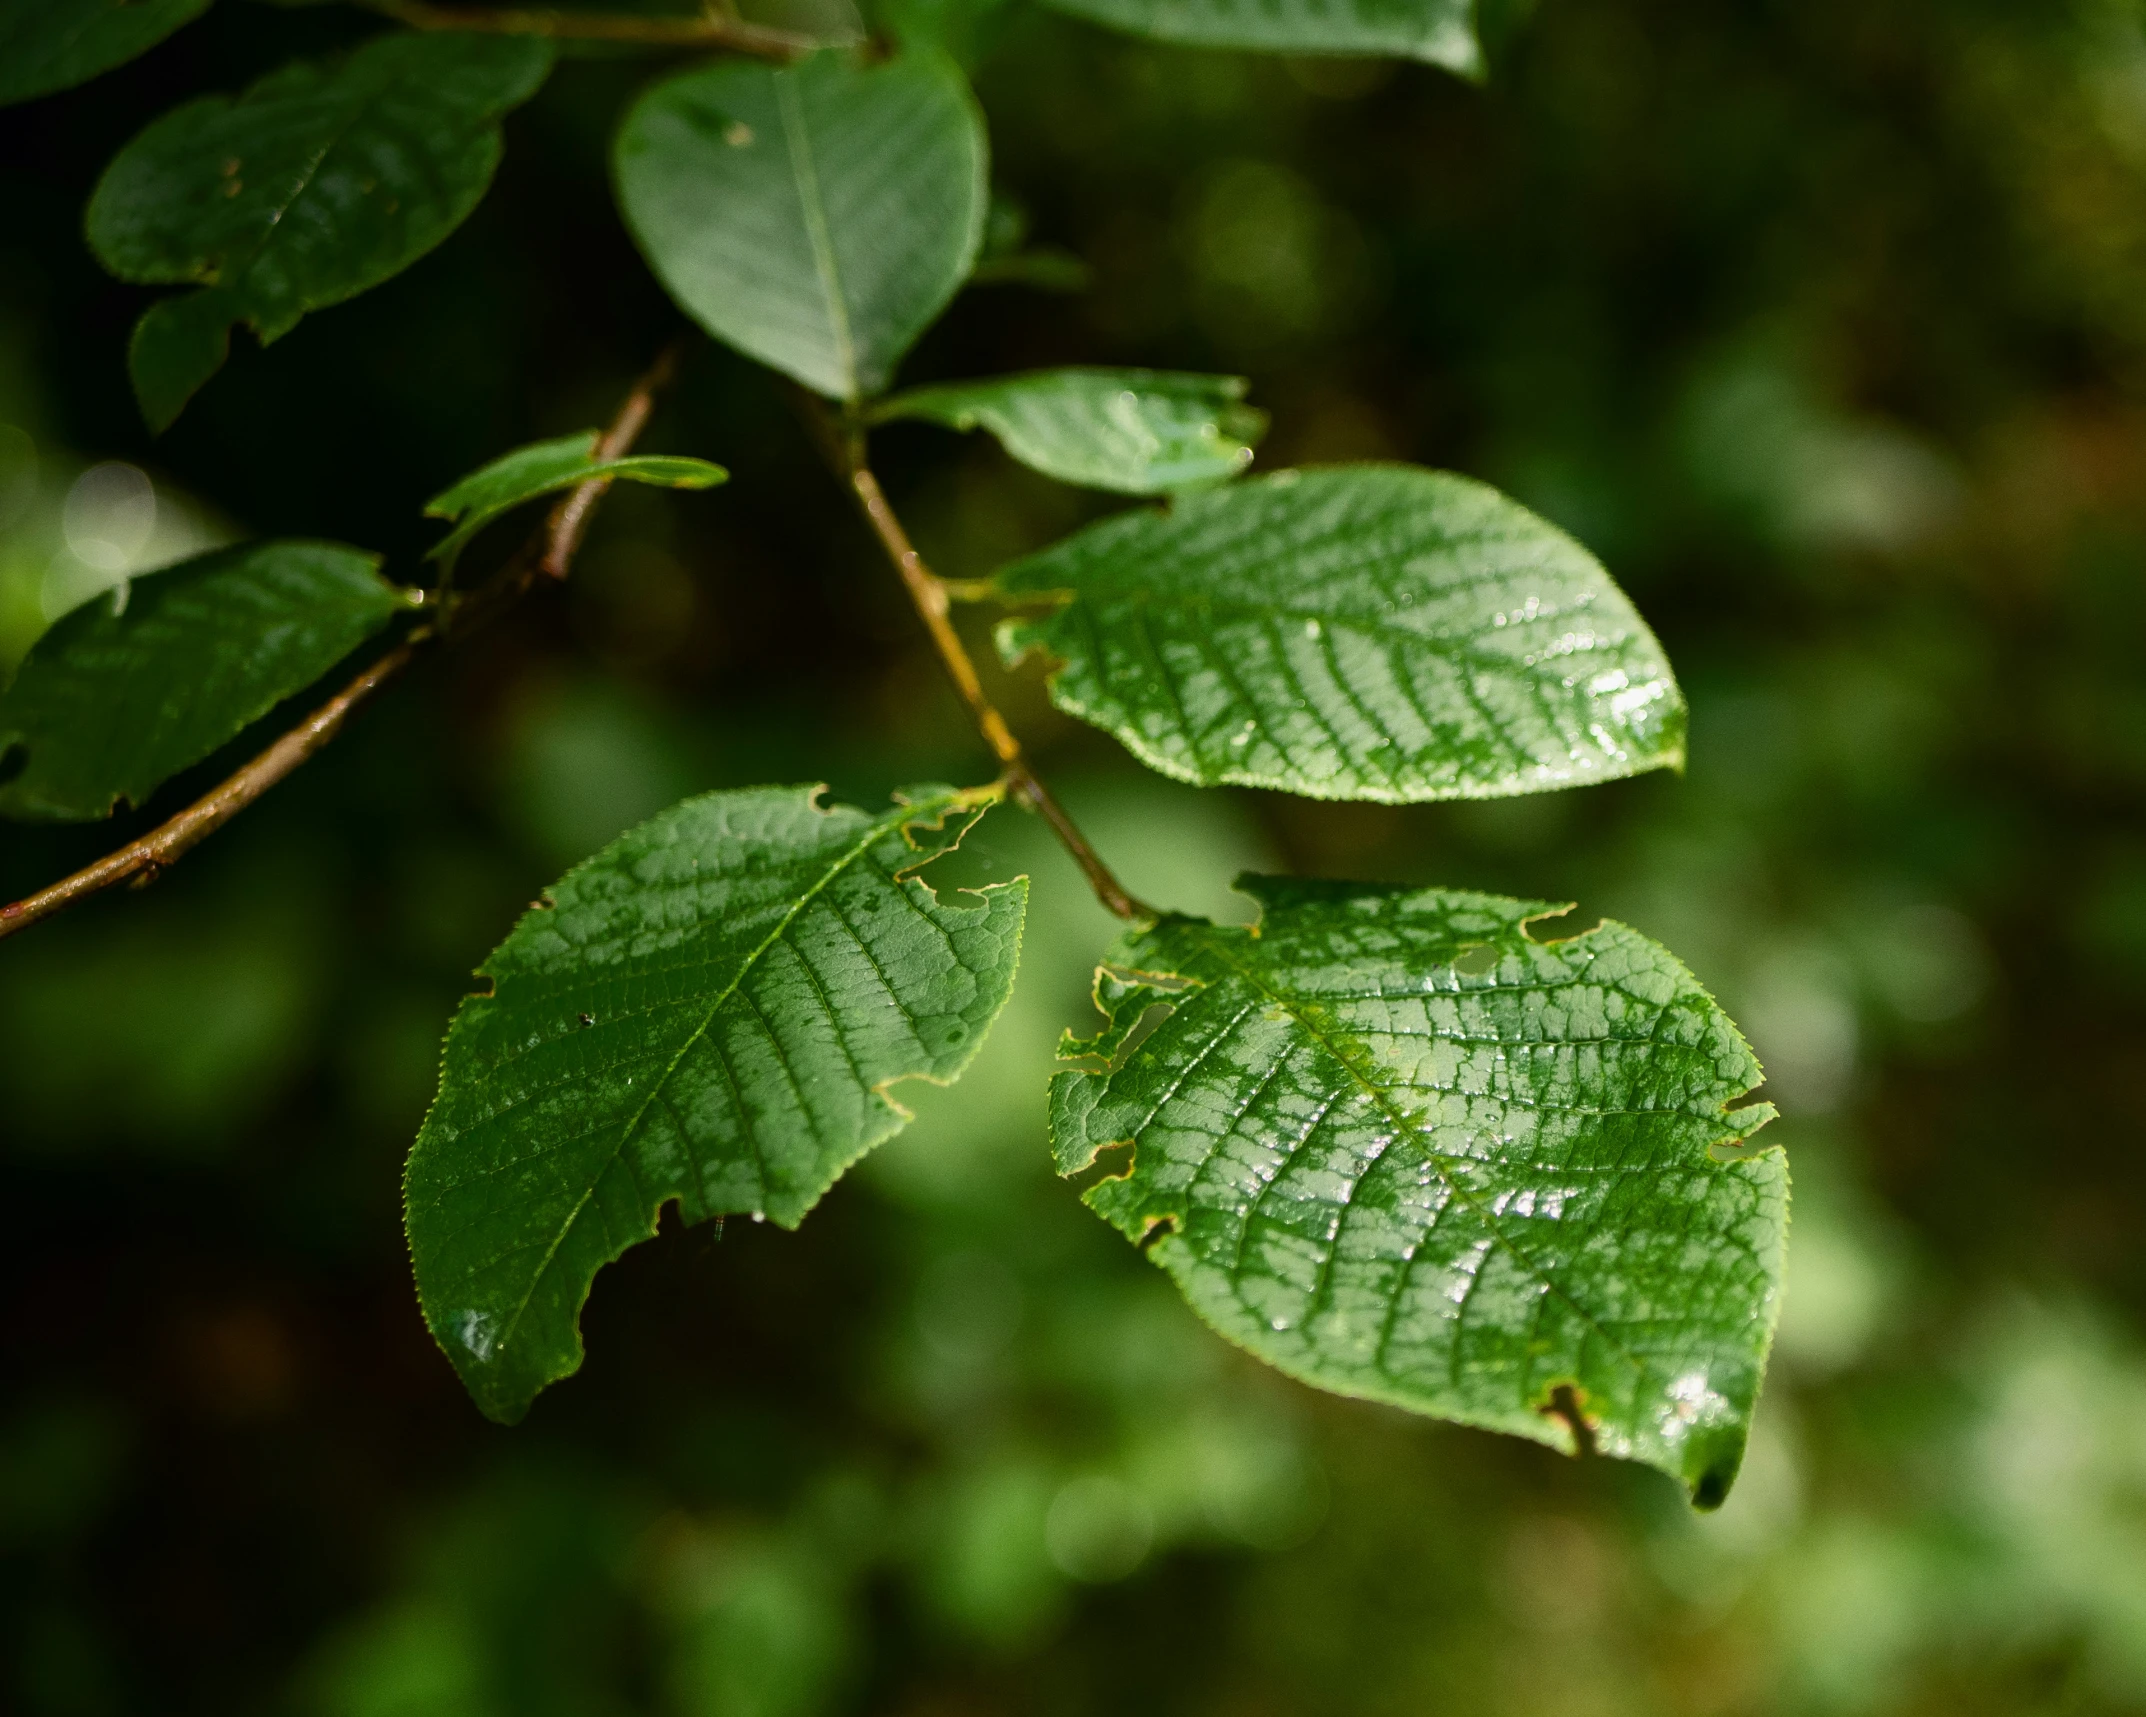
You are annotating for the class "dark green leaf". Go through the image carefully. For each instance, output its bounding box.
[0,0,210,108]
[405,783,1028,1424]
[967,247,1093,292]
[1035,0,1479,72]
[85,32,553,432]
[875,368,1264,494]
[879,0,1013,64]
[996,464,1685,803]
[424,431,727,570]
[1053,878,1783,1504]
[0,540,407,822]
[614,48,987,401]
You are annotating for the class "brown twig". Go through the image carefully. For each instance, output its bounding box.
[1544,1384,1598,1460]
[0,344,689,942]
[843,461,1153,923]
[0,639,423,940]
[541,338,688,578]
[362,1,824,58]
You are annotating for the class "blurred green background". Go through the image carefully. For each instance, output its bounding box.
[5,0,2146,1711]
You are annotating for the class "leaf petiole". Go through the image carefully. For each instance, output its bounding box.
[839,448,1155,923]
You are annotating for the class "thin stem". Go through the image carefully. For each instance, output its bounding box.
[1545,1384,1599,1460]
[0,344,688,942]
[0,639,423,940]
[361,1,822,58]
[845,462,1154,923]
[541,338,687,578]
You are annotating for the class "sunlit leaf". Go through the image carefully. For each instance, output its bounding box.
[1036,0,1480,73]
[1053,878,1783,1505]
[85,32,553,431]
[424,431,727,571]
[876,368,1264,494]
[0,0,210,108]
[996,464,1685,803]
[614,48,986,400]
[0,540,407,822]
[405,783,1028,1424]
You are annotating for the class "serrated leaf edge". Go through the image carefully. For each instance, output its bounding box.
[406,779,1019,1420]
[1052,883,1784,1500]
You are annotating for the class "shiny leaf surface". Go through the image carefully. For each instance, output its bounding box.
[405,784,1028,1424]
[1037,0,1479,72]
[86,32,552,431]
[0,540,405,821]
[424,431,726,571]
[876,367,1265,493]
[0,0,210,108]
[1052,878,1784,1504]
[614,48,987,400]
[996,465,1686,803]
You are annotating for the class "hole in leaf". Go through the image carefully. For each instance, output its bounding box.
[893,799,1004,910]
[1451,943,1498,977]
[1068,1137,1136,1194]
[1520,904,1604,946]
[1136,1214,1179,1252]
[1058,1000,1178,1076]
[1111,1001,1174,1066]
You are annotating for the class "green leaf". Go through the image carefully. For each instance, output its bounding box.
[1035,0,1480,72]
[614,48,987,401]
[424,431,727,571]
[404,783,1028,1424]
[0,540,407,822]
[878,0,1014,64]
[967,247,1093,292]
[0,0,211,108]
[995,464,1685,804]
[85,32,554,432]
[875,368,1265,494]
[1052,879,1783,1505]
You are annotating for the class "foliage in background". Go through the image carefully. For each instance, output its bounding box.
[3,0,2146,1712]
[0,0,1787,1506]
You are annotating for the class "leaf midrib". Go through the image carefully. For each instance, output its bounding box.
[777,69,857,399]
[1026,578,1627,662]
[484,796,936,1367]
[1188,929,1663,1399]
[211,70,401,298]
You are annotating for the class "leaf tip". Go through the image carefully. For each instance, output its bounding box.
[1685,1426,1750,1511]
[128,291,233,434]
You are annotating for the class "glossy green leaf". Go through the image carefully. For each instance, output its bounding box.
[875,368,1265,494]
[1036,0,1479,72]
[0,540,406,821]
[405,783,1028,1424]
[85,32,553,432]
[424,431,727,570]
[995,465,1685,804]
[0,0,210,108]
[614,48,987,400]
[1053,878,1783,1505]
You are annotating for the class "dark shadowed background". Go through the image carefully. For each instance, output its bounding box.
[4,0,2146,1711]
